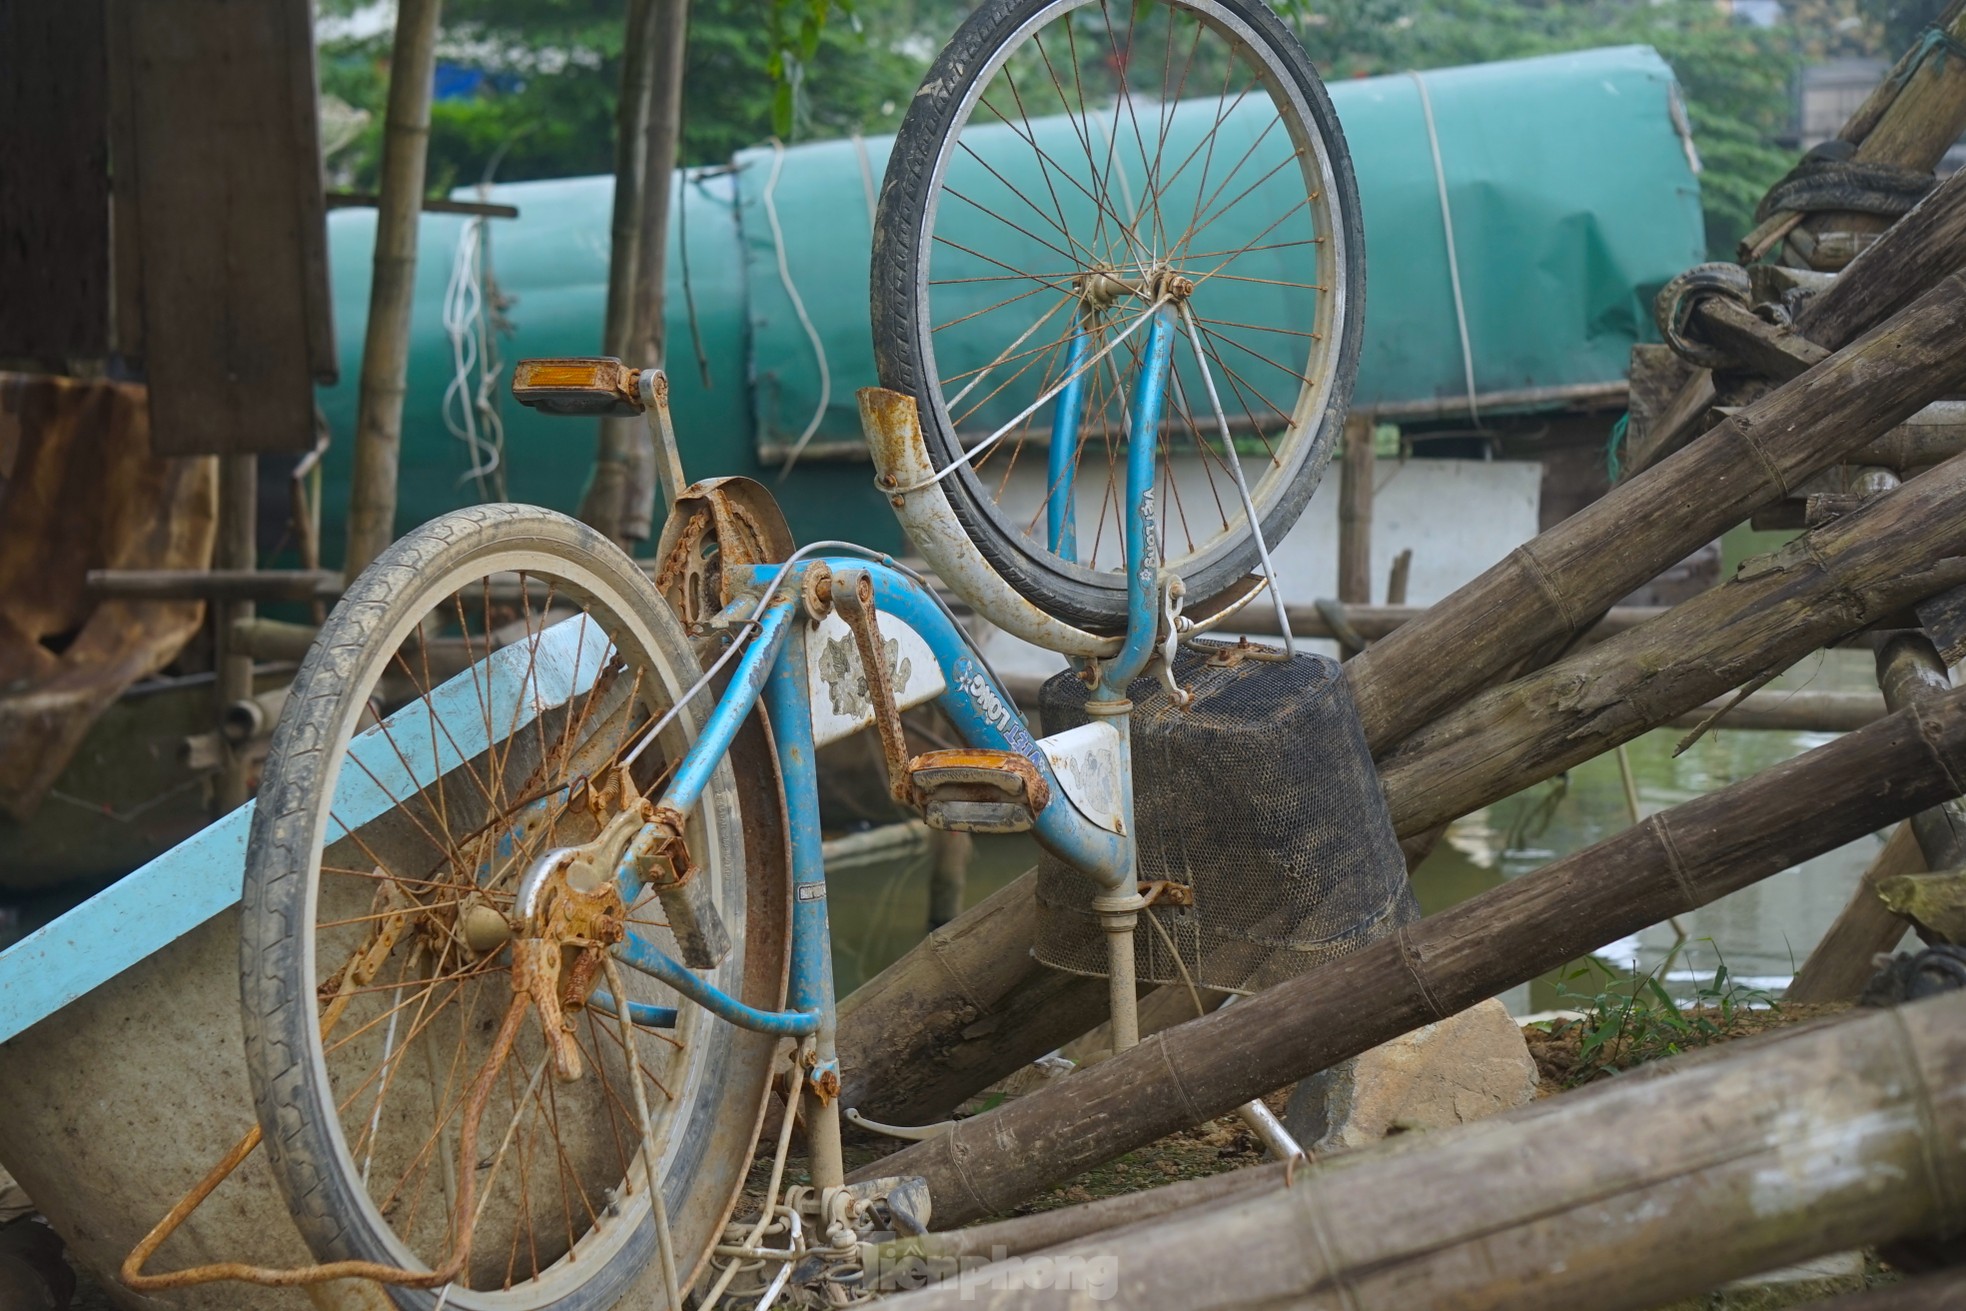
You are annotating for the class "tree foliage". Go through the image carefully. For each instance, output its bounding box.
[317,0,941,192]
[318,0,1924,254]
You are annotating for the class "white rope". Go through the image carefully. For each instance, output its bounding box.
[440,209,508,496]
[1406,70,1480,426]
[763,140,833,477]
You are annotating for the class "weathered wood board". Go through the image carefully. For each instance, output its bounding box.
[109,0,335,454]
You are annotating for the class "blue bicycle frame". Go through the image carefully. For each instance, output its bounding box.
[607,305,1182,1185]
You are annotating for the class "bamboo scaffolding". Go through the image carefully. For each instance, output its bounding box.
[1348,271,1966,755]
[853,686,1966,1223]
[1628,3,1966,472]
[580,0,657,543]
[872,993,1966,1311]
[835,180,1966,1133]
[1377,454,1966,837]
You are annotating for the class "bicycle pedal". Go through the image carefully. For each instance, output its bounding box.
[510,357,649,417]
[906,748,1049,834]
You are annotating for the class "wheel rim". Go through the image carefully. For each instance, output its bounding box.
[910,0,1350,611]
[287,550,740,1306]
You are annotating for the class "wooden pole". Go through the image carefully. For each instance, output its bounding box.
[1630,7,1966,473]
[1376,452,1966,837]
[1795,166,1966,350]
[925,829,970,931]
[835,870,1110,1122]
[872,994,1966,1311]
[1336,415,1373,656]
[1347,270,1966,756]
[344,0,442,576]
[1787,822,1921,1003]
[1384,547,1412,607]
[580,0,658,544]
[854,687,1966,1223]
[618,0,690,545]
[214,455,256,812]
[1801,0,1966,249]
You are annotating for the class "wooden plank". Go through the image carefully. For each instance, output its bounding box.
[0,0,111,358]
[1691,298,1829,381]
[855,686,1966,1224]
[120,0,332,454]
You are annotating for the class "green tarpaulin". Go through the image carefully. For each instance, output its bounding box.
[315,43,1702,554]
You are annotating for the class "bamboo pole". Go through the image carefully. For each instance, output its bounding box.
[1376,454,1966,837]
[618,0,690,544]
[1238,602,1663,646]
[873,993,1966,1311]
[1795,166,1966,351]
[1787,822,1921,1003]
[1801,0,1966,248]
[580,0,658,544]
[836,277,1966,1127]
[1875,631,1966,875]
[1794,1270,1966,1311]
[835,869,1111,1122]
[1664,690,1883,734]
[214,455,256,812]
[1336,415,1373,656]
[1347,270,1966,756]
[1630,7,1966,474]
[853,686,1966,1223]
[926,829,971,931]
[344,0,442,576]
[1384,548,1412,607]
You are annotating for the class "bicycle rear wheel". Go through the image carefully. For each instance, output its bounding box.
[872,0,1363,631]
[240,505,787,1310]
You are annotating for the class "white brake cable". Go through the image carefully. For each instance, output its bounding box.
[1178,300,1295,655]
[621,541,1010,771]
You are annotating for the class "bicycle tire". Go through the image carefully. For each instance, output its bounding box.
[871,0,1365,631]
[240,505,787,1310]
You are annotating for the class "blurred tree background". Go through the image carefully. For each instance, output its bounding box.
[317,0,1950,255]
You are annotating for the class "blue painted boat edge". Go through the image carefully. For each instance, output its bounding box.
[0,804,252,1045]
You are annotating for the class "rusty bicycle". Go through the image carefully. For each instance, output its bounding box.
[212,0,1363,1305]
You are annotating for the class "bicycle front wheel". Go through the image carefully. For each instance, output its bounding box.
[240,505,787,1310]
[872,0,1364,631]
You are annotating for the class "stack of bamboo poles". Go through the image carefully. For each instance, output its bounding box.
[827,18,1966,1291]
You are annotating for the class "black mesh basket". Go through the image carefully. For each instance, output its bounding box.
[1033,640,1417,994]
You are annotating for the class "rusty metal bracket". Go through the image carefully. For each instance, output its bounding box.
[1138,879,1195,908]
[832,567,916,807]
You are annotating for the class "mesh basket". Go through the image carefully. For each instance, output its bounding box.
[1033,640,1416,995]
